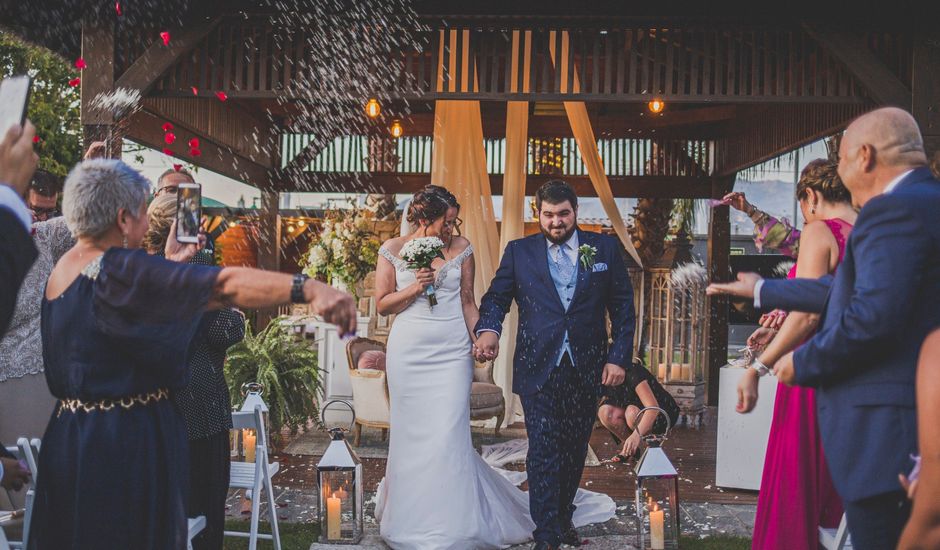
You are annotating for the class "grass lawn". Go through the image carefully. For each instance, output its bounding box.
[221,521,750,549]
[222,520,319,550]
[681,535,751,550]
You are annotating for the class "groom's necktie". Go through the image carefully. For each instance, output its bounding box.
[553,243,574,283]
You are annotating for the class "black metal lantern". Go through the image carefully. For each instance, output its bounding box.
[316,400,364,544]
[634,407,680,550]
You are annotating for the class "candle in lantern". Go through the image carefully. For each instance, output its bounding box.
[657,363,667,380]
[243,429,256,463]
[650,502,665,549]
[670,364,683,381]
[680,363,692,381]
[327,492,342,539]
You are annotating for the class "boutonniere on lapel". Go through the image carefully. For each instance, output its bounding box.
[578,244,598,271]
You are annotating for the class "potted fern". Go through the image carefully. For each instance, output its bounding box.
[225,316,322,448]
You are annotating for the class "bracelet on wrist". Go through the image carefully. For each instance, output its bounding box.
[750,358,771,377]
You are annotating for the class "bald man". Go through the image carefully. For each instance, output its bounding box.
[708,107,940,549]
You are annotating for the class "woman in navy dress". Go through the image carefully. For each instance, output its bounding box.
[29,159,356,549]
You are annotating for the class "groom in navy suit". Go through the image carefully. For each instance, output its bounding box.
[475,180,635,550]
[708,108,940,550]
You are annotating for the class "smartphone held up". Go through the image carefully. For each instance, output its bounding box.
[175,182,202,244]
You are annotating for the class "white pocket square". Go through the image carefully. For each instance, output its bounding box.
[592,263,608,272]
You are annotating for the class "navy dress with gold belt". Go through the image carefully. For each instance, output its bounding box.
[29,248,220,550]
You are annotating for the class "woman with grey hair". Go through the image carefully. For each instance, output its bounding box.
[28,159,356,549]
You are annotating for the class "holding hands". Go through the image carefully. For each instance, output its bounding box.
[473,331,499,363]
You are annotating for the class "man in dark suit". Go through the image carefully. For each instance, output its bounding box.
[474,180,634,550]
[708,107,940,549]
[0,120,39,336]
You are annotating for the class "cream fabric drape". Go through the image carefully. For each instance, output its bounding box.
[490,100,530,426]
[430,100,500,299]
[548,31,643,267]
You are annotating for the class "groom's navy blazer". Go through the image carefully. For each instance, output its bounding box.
[760,167,940,502]
[476,229,635,396]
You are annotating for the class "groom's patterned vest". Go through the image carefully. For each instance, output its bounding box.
[548,243,578,367]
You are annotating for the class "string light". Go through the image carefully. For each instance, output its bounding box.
[365,98,381,119]
[389,120,404,138]
[648,99,665,114]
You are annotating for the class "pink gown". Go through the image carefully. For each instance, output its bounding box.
[751,218,851,550]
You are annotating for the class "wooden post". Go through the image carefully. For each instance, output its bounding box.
[80,14,117,156]
[912,34,940,169]
[706,175,734,406]
[256,186,282,328]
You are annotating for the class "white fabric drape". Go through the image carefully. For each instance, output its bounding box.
[549,30,643,267]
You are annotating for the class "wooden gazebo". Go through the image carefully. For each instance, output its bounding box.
[6,2,939,403]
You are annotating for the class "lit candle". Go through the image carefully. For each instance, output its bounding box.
[657,363,667,381]
[670,364,683,381]
[243,429,256,463]
[650,503,664,549]
[327,492,342,539]
[680,363,692,381]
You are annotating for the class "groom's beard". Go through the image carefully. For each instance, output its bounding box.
[540,222,577,245]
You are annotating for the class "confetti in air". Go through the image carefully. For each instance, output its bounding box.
[670,262,709,292]
[215,91,228,102]
[89,87,142,120]
[160,31,171,46]
[773,260,796,278]
[75,58,86,70]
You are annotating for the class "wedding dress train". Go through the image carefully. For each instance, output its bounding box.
[374,245,614,550]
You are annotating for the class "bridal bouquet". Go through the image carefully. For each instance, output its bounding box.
[399,236,445,307]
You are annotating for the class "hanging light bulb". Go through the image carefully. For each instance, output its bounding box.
[287,223,296,234]
[297,219,306,228]
[364,98,381,119]
[648,99,665,114]
[389,120,404,139]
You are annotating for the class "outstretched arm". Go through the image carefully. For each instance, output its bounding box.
[793,196,927,387]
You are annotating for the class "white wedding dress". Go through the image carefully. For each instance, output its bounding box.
[374,244,614,550]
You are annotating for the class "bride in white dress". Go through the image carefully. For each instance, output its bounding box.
[373,186,612,549]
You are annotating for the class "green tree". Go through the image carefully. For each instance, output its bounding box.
[0,31,81,177]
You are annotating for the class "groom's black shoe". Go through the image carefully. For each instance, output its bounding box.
[532,542,557,550]
[560,524,582,547]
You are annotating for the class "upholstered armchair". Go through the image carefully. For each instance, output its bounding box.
[470,361,506,435]
[344,338,507,443]
[345,337,390,446]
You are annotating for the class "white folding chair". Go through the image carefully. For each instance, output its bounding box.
[187,516,206,550]
[223,405,281,550]
[819,513,853,550]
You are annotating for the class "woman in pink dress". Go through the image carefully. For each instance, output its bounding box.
[736,159,857,550]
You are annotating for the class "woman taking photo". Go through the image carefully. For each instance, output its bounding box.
[29,159,355,549]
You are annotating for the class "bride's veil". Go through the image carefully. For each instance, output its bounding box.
[399,198,416,237]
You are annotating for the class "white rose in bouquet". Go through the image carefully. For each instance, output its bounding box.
[399,236,446,308]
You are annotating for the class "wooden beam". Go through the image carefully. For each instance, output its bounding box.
[271,172,715,198]
[802,23,910,109]
[80,15,116,153]
[125,109,270,184]
[114,19,222,95]
[255,187,282,328]
[706,175,735,406]
[912,34,940,161]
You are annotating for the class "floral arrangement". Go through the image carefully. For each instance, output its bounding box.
[399,236,445,307]
[302,205,380,295]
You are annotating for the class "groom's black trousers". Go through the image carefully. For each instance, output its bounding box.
[520,353,598,546]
